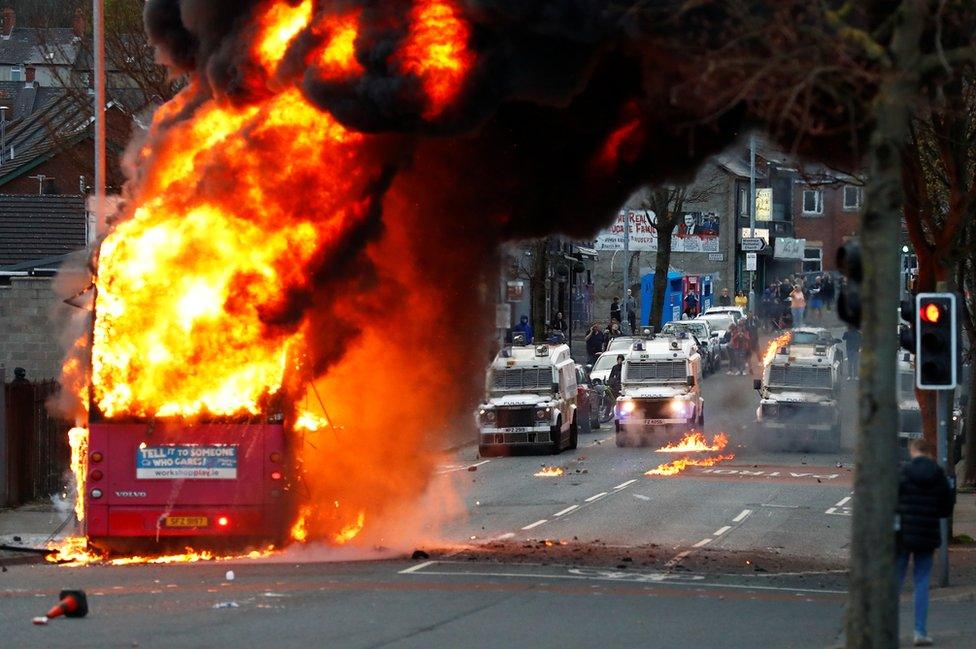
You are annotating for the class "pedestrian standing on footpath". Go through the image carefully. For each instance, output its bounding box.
[896,438,955,647]
[734,291,748,309]
[605,320,623,350]
[550,311,568,335]
[842,326,861,380]
[789,284,806,327]
[585,324,606,365]
[610,297,622,325]
[717,288,731,306]
[625,289,638,334]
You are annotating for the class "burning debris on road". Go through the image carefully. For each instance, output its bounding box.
[645,432,735,477]
[534,466,566,477]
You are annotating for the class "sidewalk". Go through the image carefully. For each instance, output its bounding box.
[0,502,73,566]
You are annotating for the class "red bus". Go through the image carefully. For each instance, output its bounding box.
[83,414,290,554]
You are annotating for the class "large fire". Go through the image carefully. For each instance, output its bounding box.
[645,432,734,477]
[57,0,476,561]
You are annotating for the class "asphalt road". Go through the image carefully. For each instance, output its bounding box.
[2,363,879,648]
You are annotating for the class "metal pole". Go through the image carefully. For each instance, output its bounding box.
[937,388,950,587]
[623,210,630,306]
[91,0,106,248]
[748,135,757,313]
[0,365,7,507]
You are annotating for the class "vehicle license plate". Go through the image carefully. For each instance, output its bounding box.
[164,516,208,528]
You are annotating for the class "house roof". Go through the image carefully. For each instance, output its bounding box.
[0,27,77,66]
[0,193,87,267]
[0,90,90,184]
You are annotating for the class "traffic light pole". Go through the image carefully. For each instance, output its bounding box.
[937,388,950,587]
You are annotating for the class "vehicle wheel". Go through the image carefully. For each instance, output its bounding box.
[615,433,627,447]
[479,445,500,458]
[757,428,774,452]
[698,406,705,427]
[824,423,842,453]
[550,418,563,454]
[568,415,579,450]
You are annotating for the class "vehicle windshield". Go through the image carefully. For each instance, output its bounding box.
[624,360,688,383]
[791,331,829,345]
[606,337,636,352]
[699,315,733,331]
[490,367,553,394]
[591,354,617,375]
[662,322,707,338]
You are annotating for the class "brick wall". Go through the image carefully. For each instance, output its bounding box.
[0,276,69,380]
[792,183,861,272]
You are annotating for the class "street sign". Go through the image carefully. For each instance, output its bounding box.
[707,253,725,262]
[741,237,765,252]
[745,253,757,271]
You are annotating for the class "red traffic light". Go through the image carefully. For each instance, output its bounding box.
[920,303,942,324]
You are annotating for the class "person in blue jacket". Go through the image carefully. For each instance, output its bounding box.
[512,315,534,344]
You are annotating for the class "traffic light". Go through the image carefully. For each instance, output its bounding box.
[915,293,958,390]
[836,240,862,328]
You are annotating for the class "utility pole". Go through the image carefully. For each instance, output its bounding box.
[622,209,630,303]
[845,1,926,647]
[0,105,8,163]
[748,134,757,312]
[91,0,105,248]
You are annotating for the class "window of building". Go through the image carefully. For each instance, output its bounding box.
[843,185,861,211]
[802,189,823,215]
[9,66,22,81]
[803,246,823,273]
[738,186,749,217]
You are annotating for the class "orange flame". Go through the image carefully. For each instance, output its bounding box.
[45,537,275,567]
[644,431,734,476]
[333,510,366,544]
[290,505,311,543]
[67,427,88,522]
[656,431,728,453]
[294,410,330,433]
[762,331,793,367]
[534,466,565,477]
[398,0,473,117]
[256,0,314,70]
[310,12,363,79]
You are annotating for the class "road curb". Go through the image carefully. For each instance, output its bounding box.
[929,585,976,603]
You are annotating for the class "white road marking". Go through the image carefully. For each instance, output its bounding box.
[553,505,578,517]
[732,509,752,523]
[693,538,712,548]
[398,560,436,574]
[614,479,637,490]
[714,526,732,536]
[521,519,548,530]
[585,492,608,503]
[495,532,515,540]
[761,504,799,509]
[400,564,847,595]
[835,496,851,507]
[633,494,651,501]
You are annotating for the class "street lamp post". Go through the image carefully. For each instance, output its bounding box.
[748,135,757,313]
[91,0,106,248]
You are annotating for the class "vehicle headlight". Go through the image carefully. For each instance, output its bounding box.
[617,400,636,417]
[479,409,496,424]
[669,400,692,418]
[536,407,552,421]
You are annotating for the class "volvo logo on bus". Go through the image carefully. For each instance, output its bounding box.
[114,491,148,498]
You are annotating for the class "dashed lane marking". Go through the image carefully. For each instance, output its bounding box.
[692,538,712,548]
[732,509,752,523]
[521,519,547,531]
[553,505,578,517]
[633,494,650,501]
[614,479,638,490]
[826,494,853,516]
[585,492,608,503]
[835,496,851,507]
[664,551,691,568]
[398,560,436,574]
[495,532,515,540]
[714,526,731,536]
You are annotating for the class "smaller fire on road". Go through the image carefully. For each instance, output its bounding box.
[645,432,734,477]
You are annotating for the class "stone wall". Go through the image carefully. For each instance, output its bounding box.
[0,277,69,380]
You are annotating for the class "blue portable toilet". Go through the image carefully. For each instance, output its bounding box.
[700,275,714,311]
[640,271,685,330]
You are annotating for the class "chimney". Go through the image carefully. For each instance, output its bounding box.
[72,8,84,39]
[1,8,14,39]
[25,65,34,83]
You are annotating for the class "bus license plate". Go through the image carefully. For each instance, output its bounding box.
[164,516,208,528]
